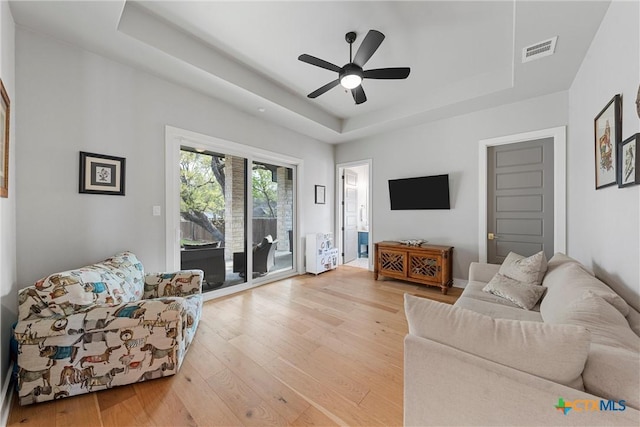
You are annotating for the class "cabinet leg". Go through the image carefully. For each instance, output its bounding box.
[441,287,448,295]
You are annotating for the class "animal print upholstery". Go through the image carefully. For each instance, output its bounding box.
[13,252,203,405]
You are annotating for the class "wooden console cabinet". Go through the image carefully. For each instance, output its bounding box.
[374,241,454,294]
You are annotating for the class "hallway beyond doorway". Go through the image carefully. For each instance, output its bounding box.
[345,256,369,269]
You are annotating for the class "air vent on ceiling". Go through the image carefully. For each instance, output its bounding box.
[522,36,558,63]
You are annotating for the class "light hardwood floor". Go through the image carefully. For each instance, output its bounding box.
[8,266,461,427]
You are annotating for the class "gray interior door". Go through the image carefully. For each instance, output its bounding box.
[343,169,358,263]
[487,138,554,263]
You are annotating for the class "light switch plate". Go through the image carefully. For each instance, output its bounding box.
[152,206,161,216]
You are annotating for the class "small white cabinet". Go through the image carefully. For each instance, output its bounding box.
[306,232,338,275]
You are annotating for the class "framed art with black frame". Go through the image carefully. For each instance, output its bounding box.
[315,185,325,204]
[594,94,621,189]
[618,133,639,188]
[79,151,126,195]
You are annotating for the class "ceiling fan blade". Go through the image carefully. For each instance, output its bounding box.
[308,80,340,98]
[363,67,411,79]
[298,54,341,73]
[351,85,367,104]
[353,30,385,67]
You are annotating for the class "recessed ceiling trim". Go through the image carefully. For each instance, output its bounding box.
[118,1,342,134]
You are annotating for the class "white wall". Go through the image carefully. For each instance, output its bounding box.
[567,0,640,309]
[0,0,15,412]
[336,91,568,281]
[15,28,334,286]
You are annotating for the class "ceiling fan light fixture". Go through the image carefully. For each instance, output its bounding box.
[339,63,363,89]
[340,73,362,89]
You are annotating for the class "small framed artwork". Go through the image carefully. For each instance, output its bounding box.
[617,133,639,187]
[315,185,325,204]
[79,151,126,195]
[594,94,621,189]
[0,79,10,198]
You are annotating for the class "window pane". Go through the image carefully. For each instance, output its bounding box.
[179,148,247,290]
[252,161,294,278]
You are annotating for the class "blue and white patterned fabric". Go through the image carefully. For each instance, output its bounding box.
[14,252,203,405]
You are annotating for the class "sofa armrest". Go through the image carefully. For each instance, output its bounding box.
[468,262,500,283]
[143,270,203,299]
[404,335,639,426]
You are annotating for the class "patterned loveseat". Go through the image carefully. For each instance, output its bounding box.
[13,252,203,405]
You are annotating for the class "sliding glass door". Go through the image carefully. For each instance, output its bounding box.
[173,137,296,295]
[179,148,248,290]
[250,161,294,278]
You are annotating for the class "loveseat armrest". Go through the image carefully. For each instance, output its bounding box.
[468,262,500,283]
[404,335,639,426]
[143,270,203,299]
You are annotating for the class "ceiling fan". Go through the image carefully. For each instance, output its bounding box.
[298,30,411,105]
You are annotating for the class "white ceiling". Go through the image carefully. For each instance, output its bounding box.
[9,1,610,143]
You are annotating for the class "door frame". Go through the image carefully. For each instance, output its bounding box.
[165,125,303,301]
[335,159,373,270]
[478,126,566,263]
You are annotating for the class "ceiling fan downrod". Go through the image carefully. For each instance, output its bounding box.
[346,31,357,63]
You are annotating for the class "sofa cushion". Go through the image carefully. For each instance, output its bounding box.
[541,263,630,319]
[498,251,548,286]
[20,252,145,319]
[454,281,543,320]
[404,294,590,389]
[459,281,528,308]
[582,344,640,410]
[468,262,500,283]
[482,273,547,310]
[627,306,640,337]
[454,297,543,321]
[547,291,640,352]
[546,252,595,276]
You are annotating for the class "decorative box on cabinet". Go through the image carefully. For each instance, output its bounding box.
[306,233,338,275]
[374,241,454,294]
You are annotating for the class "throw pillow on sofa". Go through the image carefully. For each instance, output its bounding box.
[482,273,547,310]
[498,251,548,286]
[481,251,547,308]
[404,294,591,389]
[482,274,547,310]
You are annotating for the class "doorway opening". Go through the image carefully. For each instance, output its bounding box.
[336,160,372,270]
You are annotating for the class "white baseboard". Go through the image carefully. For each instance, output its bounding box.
[452,278,468,289]
[1,363,14,427]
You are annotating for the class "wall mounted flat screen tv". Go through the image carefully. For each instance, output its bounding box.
[388,174,450,210]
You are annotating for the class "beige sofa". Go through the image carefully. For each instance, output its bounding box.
[404,253,640,426]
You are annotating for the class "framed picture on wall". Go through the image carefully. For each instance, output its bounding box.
[594,94,621,189]
[79,151,126,195]
[0,79,10,198]
[315,185,325,204]
[617,133,639,187]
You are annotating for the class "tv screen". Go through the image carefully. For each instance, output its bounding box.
[388,174,450,210]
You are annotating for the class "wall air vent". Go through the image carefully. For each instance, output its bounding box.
[522,36,558,63]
